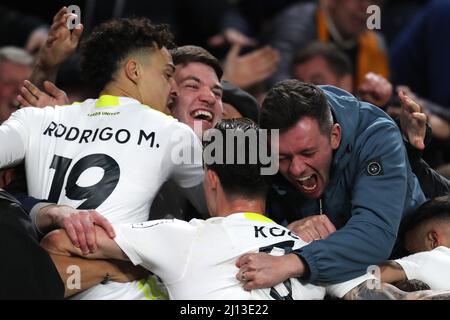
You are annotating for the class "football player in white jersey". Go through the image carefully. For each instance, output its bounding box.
[41,119,374,299]
[380,196,450,294]
[15,10,221,250]
[0,17,204,299]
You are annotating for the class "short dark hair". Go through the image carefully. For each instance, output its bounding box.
[80,18,175,93]
[293,42,353,79]
[400,195,450,238]
[170,45,223,80]
[221,81,260,122]
[203,119,271,199]
[259,80,333,134]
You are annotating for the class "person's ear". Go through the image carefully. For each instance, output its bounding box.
[427,230,439,249]
[330,123,341,150]
[0,169,14,188]
[0,171,6,188]
[124,59,140,84]
[205,169,219,191]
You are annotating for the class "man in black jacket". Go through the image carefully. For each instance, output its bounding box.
[0,189,64,299]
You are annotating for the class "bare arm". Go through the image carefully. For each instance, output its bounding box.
[17,7,82,108]
[380,260,407,284]
[343,280,437,300]
[41,226,128,261]
[50,254,145,298]
[30,7,83,90]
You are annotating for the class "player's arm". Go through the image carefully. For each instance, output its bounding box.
[41,226,128,261]
[0,110,29,169]
[342,281,430,300]
[379,260,407,283]
[50,254,145,298]
[18,7,81,108]
[30,7,82,90]
[33,203,115,255]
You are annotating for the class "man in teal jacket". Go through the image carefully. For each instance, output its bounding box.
[236,80,426,288]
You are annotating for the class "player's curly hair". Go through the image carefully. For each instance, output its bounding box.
[80,17,175,93]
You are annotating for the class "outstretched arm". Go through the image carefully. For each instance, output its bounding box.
[17,7,82,108]
[41,226,127,261]
[51,254,146,298]
[35,204,115,255]
[398,90,427,150]
[30,7,83,90]
[380,260,407,284]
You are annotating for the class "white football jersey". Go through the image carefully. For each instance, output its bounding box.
[0,96,203,299]
[395,246,450,291]
[114,212,325,300]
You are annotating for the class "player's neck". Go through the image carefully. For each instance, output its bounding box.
[216,196,266,218]
[101,81,139,102]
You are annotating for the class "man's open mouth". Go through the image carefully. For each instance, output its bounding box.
[296,174,318,193]
[191,109,213,122]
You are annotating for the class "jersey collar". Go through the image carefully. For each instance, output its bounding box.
[227,212,274,223]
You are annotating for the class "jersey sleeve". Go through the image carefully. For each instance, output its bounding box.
[0,108,30,169]
[164,122,204,189]
[394,246,450,291]
[114,219,196,283]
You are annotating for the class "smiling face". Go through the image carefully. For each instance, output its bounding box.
[170,62,223,132]
[278,117,341,199]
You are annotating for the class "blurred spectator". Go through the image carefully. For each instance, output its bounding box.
[0,189,64,299]
[221,42,279,90]
[264,0,389,87]
[0,46,33,123]
[380,0,429,47]
[293,42,353,92]
[4,1,280,96]
[391,0,450,169]
[0,5,48,52]
[293,42,392,109]
[216,0,301,40]
[4,1,228,51]
[209,0,305,56]
[391,0,450,114]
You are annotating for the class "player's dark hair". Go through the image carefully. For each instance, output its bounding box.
[203,119,272,199]
[399,195,450,239]
[80,17,175,93]
[170,45,223,80]
[260,79,333,135]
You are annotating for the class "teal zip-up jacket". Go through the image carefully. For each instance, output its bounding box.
[267,85,426,284]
